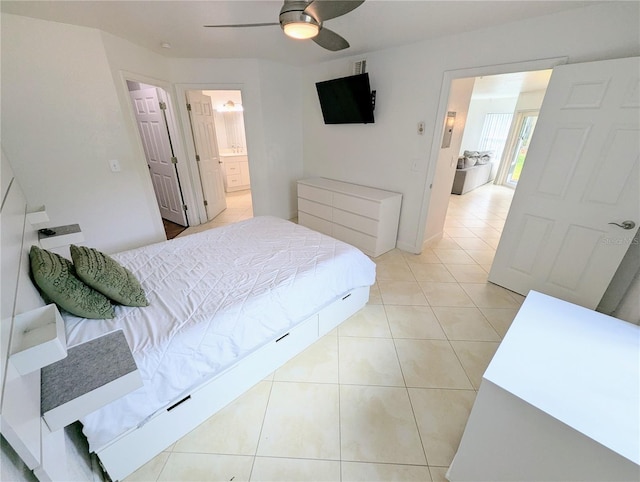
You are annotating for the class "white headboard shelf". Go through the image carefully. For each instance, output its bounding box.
[10,305,67,376]
[1,150,68,480]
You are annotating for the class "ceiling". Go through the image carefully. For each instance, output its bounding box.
[2,0,600,66]
[472,70,553,99]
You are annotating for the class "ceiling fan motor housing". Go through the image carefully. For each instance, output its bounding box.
[279,1,321,31]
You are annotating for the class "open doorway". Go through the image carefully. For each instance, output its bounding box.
[421,62,558,264]
[203,91,253,213]
[126,80,188,239]
[440,70,552,269]
[426,57,639,313]
[185,89,253,226]
[457,70,552,191]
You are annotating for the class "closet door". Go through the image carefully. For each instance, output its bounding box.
[131,88,187,226]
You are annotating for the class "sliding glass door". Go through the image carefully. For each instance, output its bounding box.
[504,112,538,187]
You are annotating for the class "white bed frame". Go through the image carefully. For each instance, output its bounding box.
[98,285,368,480]
[0,155,370,481]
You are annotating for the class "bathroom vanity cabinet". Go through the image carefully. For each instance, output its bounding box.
[221,154,250,192]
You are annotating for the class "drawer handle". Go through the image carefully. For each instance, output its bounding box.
[342,293,352,301]
[276,332,290,343]
[167,395,191,411]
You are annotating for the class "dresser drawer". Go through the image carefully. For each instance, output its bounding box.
[298,198,332,221]
[297,178,401,258]
[298,212,333,237]
[332,208,379,237]
[318,286,370,337]
[333,193,380,219]
[332,224,377,256]
[298,183,333,205]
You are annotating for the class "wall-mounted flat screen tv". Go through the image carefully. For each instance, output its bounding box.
[315,73,375,124]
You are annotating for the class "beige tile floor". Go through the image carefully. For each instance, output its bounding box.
[128,184,523,482]
[178,189,255,237]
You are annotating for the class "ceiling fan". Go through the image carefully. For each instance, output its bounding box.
[204,0,365,51]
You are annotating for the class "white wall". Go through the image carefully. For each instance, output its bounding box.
[301,1,640,253]
[423,78,475,245]
[256,60,304,219]
[167,58,303,220]
[514,89,547,112]
[1,14,304,254]
[1,14,166,254]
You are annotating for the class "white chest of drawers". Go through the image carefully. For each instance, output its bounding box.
[297,178,402,257]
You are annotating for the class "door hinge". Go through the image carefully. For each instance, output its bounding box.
[203,200,208,207]
[195,155,200,162]
[183,204,188,211]
[171,157,178,164]
[186,103,192,111]
[159,101,167,110]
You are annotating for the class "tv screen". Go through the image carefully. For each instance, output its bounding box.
[315,73,375,124]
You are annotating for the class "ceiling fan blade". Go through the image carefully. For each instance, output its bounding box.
[304,0,365,21]
[204,22,279,28]
[313,27,350,51]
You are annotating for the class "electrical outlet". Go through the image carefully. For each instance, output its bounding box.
[108,159,121,172]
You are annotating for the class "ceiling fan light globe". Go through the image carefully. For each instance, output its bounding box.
[280,10,320,39]
[283,22,320,39]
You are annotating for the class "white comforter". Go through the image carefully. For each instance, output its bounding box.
[63,216,376,450]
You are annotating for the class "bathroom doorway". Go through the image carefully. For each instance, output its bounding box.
[202,90,252,205]
[185,89,253,224]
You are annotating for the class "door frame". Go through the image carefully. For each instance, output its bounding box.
[118,71,198,227]
[175,83,250,225]
[415,57,568,251]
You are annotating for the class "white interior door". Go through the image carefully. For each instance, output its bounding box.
[489,56,639,309]
[130,88,187,226]
[186,91,227,221]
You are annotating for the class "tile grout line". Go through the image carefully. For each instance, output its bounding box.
[247,378,275,481]
[384,282,432,470]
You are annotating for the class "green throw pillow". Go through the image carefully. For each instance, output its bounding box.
[29,245,115,319]
[70,245,149,307]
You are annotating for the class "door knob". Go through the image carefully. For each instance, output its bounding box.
[608,220,636,230]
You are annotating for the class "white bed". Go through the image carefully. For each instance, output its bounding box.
[1,157,376,481]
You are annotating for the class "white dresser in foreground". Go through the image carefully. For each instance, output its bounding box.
[297,177,402,257]
[447,291,639,481]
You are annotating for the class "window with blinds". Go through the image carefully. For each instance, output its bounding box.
[478,112,513,162]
